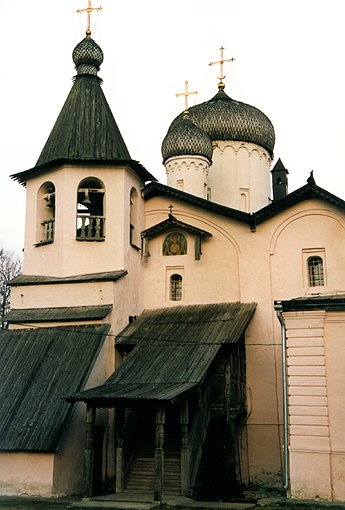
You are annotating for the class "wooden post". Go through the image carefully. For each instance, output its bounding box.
[224,349,237,494]
[154,407,165,502]
[115,405,125,493]
[180,399,190,495]
[84,405,96,498]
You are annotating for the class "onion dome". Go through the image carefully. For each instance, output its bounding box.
[72,35,104,76]
[162,114,213,163]
[169,88,275,157]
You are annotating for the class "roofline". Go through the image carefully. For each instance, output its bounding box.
[275,296,345,312]
[9,270,128,287]
[11,158,157,186]
[254,183,345,225]
[143,181,345,229]
[142,182,252,224]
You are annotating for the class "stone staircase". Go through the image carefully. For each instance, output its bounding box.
[124,451,181,496]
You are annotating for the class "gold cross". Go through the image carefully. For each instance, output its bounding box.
[209,47,235,90]
[168,204,174,214]
[77,0,103,36]
[176,81,197,114]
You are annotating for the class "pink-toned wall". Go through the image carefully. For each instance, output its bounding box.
[0,453,54,496]
[284,310,345,501]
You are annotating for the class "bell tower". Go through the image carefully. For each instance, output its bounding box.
[11,6,155,278]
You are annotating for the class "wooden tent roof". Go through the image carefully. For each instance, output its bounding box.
[0,324,109,452]
[66,302,256,406]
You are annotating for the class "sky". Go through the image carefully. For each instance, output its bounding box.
[1,0,345,255]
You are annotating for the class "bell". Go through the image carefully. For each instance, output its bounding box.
[82,189,91,206]
[45,193,54,208]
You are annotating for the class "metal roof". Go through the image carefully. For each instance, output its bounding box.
[276,295,345,312]
[3,305,112,324]
[0,324,109,452]
[67,302,256,405]
[9,270,127,287]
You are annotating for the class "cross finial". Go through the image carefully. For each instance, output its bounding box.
[209,46,235,90]
[77,0,103,36]
[168,204,174,215]
[176,81,197,116]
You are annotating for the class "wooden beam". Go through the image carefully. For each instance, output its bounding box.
[154,407,165,502]
[84,405,96,498]
[180,399,190,495]
[115,405,125,493]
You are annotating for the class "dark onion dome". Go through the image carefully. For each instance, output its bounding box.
[72,34,104,76]
[162,114,213,163]
[169,88,275,158]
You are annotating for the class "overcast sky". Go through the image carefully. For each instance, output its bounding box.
[1,0,345,255]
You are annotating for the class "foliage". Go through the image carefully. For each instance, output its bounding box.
[0,245,22,328]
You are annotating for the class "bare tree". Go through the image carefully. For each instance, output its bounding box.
[0,245,22,328]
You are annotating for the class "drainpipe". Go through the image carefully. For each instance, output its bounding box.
[274,302,289,492]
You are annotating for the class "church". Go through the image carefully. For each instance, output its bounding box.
[1,5,345,504]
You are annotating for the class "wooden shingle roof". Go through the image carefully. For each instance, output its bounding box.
[3,305,112,324]
[9,270,127,287]
[0,324,109,451]
[67,302,256,405]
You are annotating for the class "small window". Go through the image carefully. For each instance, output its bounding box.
[177,179,184,190]
[170,274,182,301]
[163,232,187,256]
[308,256,324,287]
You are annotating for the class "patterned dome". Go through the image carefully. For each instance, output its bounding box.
[162,114,213,163]
[73,35,104,76]
[169,89,275,157]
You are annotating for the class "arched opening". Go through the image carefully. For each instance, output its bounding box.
[307,256,324,287]
[170,274,183,301]
[36,181,55,245]
[76,178,105,241]
[130,187,139,246]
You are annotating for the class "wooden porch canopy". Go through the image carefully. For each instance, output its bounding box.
[66,302,256,406]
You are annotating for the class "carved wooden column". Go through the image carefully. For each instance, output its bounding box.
[224,349,237,494]
[84,405,96,498]
[154,407,165,502]
[115,405,125,493]
[180,399,190,495]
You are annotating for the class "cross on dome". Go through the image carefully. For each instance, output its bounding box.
[77,0,103,36]
[176,81,197,116]
[209,46,235,90]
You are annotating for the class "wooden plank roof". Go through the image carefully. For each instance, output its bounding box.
[67,302,256,405]
[3,305,112,324]
[9,270,127,287]
[0,324,109,452]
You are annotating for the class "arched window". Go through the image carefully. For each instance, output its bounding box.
[36,181,55,245]
[308,256,324,286]
[170,274,182,301]
[163,232,187,256]
[130,187,139,246]
[76,178,105,241]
